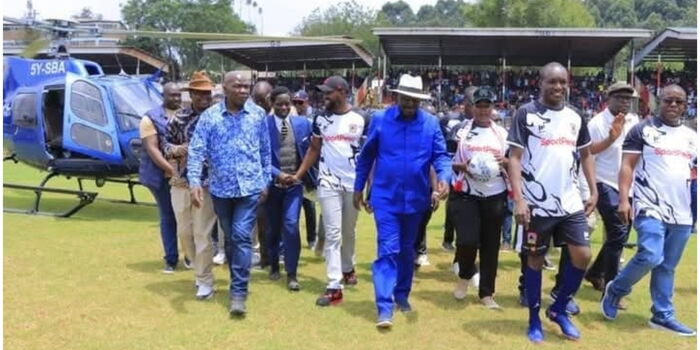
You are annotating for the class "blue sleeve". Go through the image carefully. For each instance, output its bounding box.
[259,113,272,185]
[576,113,592,149]
[506,107,528,149]
[354,112,380,192]
[187,114,208,187]
[430,119,452,184]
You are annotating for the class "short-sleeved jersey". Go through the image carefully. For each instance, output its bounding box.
[507,100,591,217]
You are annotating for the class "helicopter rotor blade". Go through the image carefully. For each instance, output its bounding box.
[101,30,360,44]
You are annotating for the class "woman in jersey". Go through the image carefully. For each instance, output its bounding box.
[450,87,509,309]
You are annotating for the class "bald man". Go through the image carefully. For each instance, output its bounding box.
[601,85,696,336]
[139,82,182,274]
[252,80,273,112]
[507,62,597,343]
[188,71,271,317]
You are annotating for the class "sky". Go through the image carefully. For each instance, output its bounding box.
[3,0,438,36]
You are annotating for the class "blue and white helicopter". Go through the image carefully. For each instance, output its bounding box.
[3,16,358,217]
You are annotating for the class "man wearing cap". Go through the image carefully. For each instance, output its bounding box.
[354,74,452,328]
[188,71,271,316]
[290,76,367,307]
[292,90,320,250]
[139,82,181,274]
[584,82,640,293]
[165,71,217,300]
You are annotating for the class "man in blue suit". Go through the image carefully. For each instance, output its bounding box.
[354,74,452,328]
[266,86,316,291]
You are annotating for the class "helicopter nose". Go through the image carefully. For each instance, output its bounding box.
[129,138,142,159]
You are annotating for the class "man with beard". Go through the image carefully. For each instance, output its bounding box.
[287,76,366,307]
[165,71,217,300]
[507,62,597,343]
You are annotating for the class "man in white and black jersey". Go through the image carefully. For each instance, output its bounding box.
[288,76,367,307]
[584,82,640,293]
[507,62,598,343]
[601,85,697,336]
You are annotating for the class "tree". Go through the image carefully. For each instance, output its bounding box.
[293,1,384,54]
[464,0,595,27]
[71,7,103,20]
[380,1,416,26]
[120,0,251,78]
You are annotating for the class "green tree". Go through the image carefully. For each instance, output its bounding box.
[120,0,251,78]
[380,1,416,26]
[464,0,595,27]
[293,0,384,54]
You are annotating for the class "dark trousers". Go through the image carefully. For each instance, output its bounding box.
[451,192,506,298]
[587,182,631,284]
[443,194,455,244]
[147,179,178,266]
[302,197,317,244]
[212,193,260,298]
[266,185,303,277]
[414,209,433,255]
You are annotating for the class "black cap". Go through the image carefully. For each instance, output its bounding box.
[316,76,350,93]
[472,87,496,104]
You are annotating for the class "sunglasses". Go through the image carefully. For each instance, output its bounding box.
[662,98,686,105]
[292,100,305,105]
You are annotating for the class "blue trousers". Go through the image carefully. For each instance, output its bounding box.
[610,215,692,320]
[147,179,178,266]
[265,184,303,277]
[212,193,260,298]
[372,209,425,317]
[502,197,514,245]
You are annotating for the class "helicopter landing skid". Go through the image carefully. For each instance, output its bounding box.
[76,177,155,207]
[4,181,98,218]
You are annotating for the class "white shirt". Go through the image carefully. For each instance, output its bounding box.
[452,122,508,197]
[507,101,592,217]
[312,109,366,191]
[274,115,289,133]
[623,117,696,225]
[587,108,639,191]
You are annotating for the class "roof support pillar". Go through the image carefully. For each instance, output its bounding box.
[501,55,506,102]
[567,44,572,103]
[438,55,442,112]
[629,40,636,85]
[656,54,662,97]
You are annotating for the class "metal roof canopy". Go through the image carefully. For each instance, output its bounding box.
[200,39,374,71]
[634,27,697,65]
[374,27,653,67]
[2,46,168,74]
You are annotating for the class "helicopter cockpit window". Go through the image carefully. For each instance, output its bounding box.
[110,82,162,131]
[12,93,38,127]
[70,81,107,126]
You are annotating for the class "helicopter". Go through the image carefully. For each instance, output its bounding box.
[3,15,359,217]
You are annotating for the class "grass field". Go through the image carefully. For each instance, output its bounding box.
[3,161,697,350]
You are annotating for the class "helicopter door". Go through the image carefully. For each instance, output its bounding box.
[62,73,122,163]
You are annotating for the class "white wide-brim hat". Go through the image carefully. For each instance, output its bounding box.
[389,74,432,100]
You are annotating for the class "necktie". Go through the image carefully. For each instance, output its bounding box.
[281,119,289,139]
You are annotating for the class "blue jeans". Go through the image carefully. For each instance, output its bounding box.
[265,184,303,277]
[372,209,425,317]
[588,183,631,284]
[147,179,178,266]
[610,215,692,320]
[212,193,261,298]
[502,197,514,245]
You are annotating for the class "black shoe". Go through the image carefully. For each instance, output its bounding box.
[269,270,281,281]
[287,277,300,291]
[229,297,246,316]
[316,288,342,306]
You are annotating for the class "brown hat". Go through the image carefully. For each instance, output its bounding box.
[606,81,635,97]
[184,71,214,92]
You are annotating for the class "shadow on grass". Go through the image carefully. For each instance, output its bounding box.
[144,278,200,314]
[575,310,650,332]
[126,260,165,274]
[4,192,158,222]
[340,299,377,323]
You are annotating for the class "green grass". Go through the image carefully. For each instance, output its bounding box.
[4,161,697,350]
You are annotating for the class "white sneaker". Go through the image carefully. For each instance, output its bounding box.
[415,254,430,267]
[452,262,460,276]
[213,252,225,265]
[470,272,480,289]
[195,284,214,300]
[453,279,469,300]
[251,251,261,266]
[481,296,500,309]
